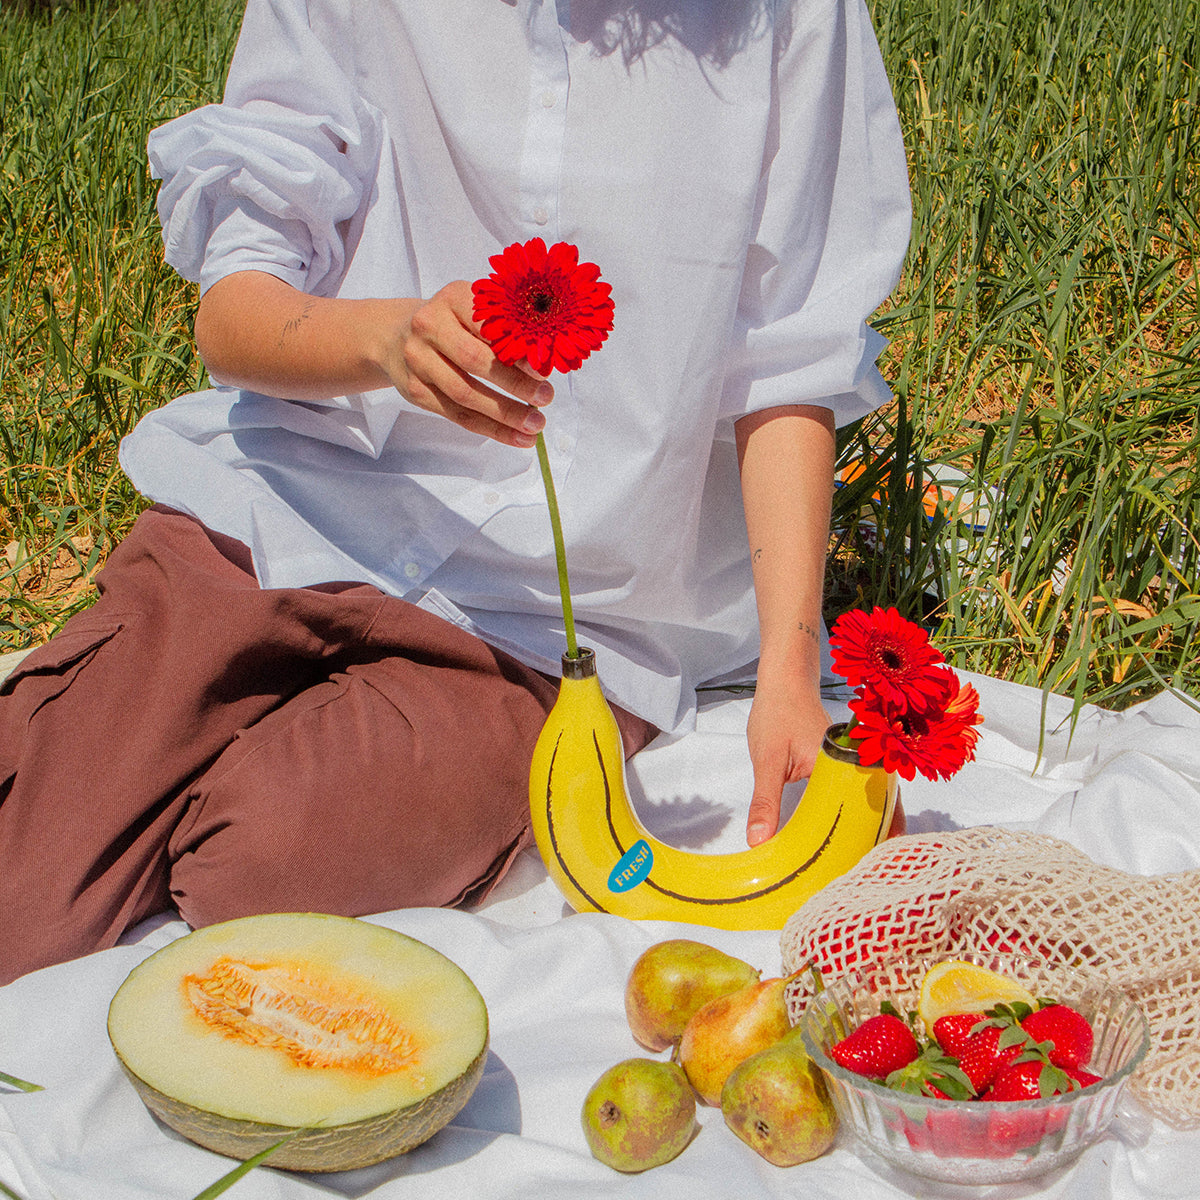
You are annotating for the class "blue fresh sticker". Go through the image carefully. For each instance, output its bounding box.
[608,840,653,892]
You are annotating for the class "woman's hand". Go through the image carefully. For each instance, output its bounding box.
[194,272,552,448]
[744,672,831,846]
[377,280,553,447]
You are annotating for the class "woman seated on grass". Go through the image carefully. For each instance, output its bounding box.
[0,0,910,984]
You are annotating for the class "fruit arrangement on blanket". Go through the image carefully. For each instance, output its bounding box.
[780,826,1198,1128]
[581,943,1117,1174]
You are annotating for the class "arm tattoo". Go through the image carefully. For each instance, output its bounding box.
[278,299,318,349]
[798,620,820,644]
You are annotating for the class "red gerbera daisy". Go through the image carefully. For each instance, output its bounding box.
[471,238,614,377]
[829,606,947,715]
[941,676,984,734]
[848,669,982,782]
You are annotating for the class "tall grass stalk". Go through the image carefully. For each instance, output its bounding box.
[1,0,1197,711]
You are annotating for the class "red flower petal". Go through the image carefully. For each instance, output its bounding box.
[471,238,614,377]
[829,606,947,715]
[849,668,981,782]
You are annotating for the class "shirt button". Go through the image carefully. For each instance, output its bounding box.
[532,207,549,226]
[484,490,500,505]
[555,434,571,453]
[540,89,558,108]
[403,562,420,580]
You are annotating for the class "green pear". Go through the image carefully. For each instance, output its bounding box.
[624,939,761,1051]
[581,1057,698,1172]
[677,975,792,1105]
[721,1025,838,1166]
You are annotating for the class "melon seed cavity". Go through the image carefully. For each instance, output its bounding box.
[184,957,421,1077]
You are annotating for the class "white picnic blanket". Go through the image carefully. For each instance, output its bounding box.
[2,664,1199,1200]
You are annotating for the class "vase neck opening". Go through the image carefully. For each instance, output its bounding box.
[561,647,596,680]
[821,722,864,764]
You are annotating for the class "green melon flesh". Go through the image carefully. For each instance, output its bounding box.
[107,913,489,1172]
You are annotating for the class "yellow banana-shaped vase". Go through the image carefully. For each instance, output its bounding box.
[528,648,898,930]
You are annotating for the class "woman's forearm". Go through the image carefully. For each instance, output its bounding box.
[735,403,836,687]
[193,270,553,447]
[735,403,836,844]
[194,270,409,399]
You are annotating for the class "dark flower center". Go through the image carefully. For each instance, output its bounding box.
[530,290,555,314]
[876,645,905,673]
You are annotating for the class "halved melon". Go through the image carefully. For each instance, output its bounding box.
[107,913,489,1172]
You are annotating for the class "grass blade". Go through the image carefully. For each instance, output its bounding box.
[190,1131,304,1200]
[0,1071,42,1094]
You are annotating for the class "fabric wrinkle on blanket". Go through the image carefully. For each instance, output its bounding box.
[1,667,1199,1199]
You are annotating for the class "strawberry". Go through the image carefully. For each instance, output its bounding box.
[1065,1065,1103,1089]
[954,1021,1028,1095]
[980,1058,1076,1153]
[830,1012,920,1079]
[931,1011,985,1059]
[982,1058,1074,1102]
[1020,1004,1094,1070]
[925,1109,997,1159]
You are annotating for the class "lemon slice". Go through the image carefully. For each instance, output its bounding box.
[917,960,1037,1033]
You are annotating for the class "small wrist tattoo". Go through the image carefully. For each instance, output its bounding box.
[798,620,820,644]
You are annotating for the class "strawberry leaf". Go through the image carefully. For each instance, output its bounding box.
[998,1023,1034,1051]
[886,1045,977,1100]
[1039,1062,1073,1098]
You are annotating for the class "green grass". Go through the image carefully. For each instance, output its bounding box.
[833,0,1200,707]
[1,0,240,636]
[1,0,1197,711]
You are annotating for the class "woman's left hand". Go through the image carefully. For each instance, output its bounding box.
[744,675,831,846]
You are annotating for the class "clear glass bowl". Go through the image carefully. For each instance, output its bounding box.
[797,951,1150,1184]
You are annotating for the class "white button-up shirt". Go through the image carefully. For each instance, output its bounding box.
[120,0,911,732]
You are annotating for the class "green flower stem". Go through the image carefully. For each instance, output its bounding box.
[534,430,578,659]
[832,720,857,749]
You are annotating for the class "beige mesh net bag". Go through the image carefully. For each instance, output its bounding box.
[779,826,1200,1127]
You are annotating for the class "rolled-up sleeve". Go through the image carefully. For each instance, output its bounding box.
[147,0,382,298]
[720,0,912,429]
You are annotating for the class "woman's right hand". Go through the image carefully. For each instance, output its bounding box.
[194,271,553,448]
[380,280,552,448]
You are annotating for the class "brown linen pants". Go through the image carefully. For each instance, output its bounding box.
[0,506,657,985]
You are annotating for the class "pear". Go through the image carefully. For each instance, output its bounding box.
[624,939,761,1051]
[677,975,792,1105]
[581,1057,698,1172]
[721,1025,838,1166]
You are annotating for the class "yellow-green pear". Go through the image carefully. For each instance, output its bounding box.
[721,1025,837,1166]
[581,1058,698,1172]
[677,975,792,1105]
[624,939,761,1051]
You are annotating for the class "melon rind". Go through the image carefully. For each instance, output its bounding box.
[114,1038,488,1172]
[107,912,490,1172]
